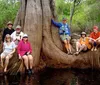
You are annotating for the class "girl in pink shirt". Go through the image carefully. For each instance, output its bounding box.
[17,34,33,74]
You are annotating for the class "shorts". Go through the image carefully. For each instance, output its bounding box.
[1,52,12,57]
[60,34,71,41]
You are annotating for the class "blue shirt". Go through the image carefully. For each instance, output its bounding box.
[51,19,71,36]
[3,41,16,53]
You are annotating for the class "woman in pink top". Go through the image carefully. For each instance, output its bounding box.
[17,34,33,74]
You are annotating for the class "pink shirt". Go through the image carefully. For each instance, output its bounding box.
[17,40,32,56]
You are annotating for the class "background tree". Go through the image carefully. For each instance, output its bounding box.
[0,0,19,28]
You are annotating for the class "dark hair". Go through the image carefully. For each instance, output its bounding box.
[81,34,86,37]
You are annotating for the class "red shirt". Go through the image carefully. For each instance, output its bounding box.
[90,32,100,39]
[17,40,32,56]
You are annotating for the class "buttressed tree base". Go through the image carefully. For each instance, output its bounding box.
[5,0,100,73]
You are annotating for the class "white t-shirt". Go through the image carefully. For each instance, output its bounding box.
[3,41,16,53]
[11,31,24,41]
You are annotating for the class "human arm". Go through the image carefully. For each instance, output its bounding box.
[89,33,96,41]
[17,42,22,59]
[89,37,96,41]
[51,19,62,28]
[17,42,21,57]
[96,37,100,41]
[8,48,16,56]
[8,42,16,55]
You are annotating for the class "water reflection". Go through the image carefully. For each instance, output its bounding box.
[0,69,100,85]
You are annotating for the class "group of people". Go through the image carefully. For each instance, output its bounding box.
[0,18,100,73]
[1,21,33,74]
[51,18,100,55]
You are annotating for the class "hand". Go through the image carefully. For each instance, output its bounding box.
[91,38,96,42]
[93,39,96,42]
[8,53,12,57]
[27,51,30,55]
[19,54,22,60]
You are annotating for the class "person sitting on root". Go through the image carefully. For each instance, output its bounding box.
[1,34,16,72]
[17,34,33,75]
[51,18,72,55]
[89,26,100,51]
[11,25,24,46]
[74,32,91,55]
[2,21,15,42]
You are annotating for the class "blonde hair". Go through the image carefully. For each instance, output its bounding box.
[4,34,12,42]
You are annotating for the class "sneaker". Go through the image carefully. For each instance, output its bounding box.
[29,69,33,74]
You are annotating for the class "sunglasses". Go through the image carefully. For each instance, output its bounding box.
[23,37,28,38]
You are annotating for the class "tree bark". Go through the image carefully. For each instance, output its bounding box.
[8,0,100,73]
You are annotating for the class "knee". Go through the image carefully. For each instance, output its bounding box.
[96,40,100,44]
[23,56,28,61]
[1,55,3,59]
[65,41,69,44]
[81,44,86,48]
[1,54,4,59]
[89,40,93,44]
[76,41,80,45]
[28,55,33,61]
[5,56,9,60]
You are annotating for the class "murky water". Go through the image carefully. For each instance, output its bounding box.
[0,68,100,85]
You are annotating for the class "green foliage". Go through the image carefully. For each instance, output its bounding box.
[55,0,71,21]
[0,0,20,28]
[55,0,100,33]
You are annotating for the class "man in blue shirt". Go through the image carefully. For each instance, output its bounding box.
[51,18,72,55]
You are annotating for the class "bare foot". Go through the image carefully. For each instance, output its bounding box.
[4,68,7,73]
[94,47,97,51]
[91,47,94,51]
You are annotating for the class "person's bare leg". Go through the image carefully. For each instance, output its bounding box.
[1,55,5,67]
[83,45,88,51]
[22,55,29,70]
[74,42,81,55]
[4,55,12,72]
[67,40,72,53]
[28,55,33,69]
[95,40,100,51]
[76,42,81,52]
[78,44,87,53]
[89,40,95,51]
[64,40,70,53]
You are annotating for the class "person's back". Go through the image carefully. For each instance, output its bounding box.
[2,21,15,42]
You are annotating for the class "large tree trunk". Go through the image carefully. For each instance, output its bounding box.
[8,0,100,73]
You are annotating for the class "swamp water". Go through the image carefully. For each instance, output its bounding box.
[0,68,100,85]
